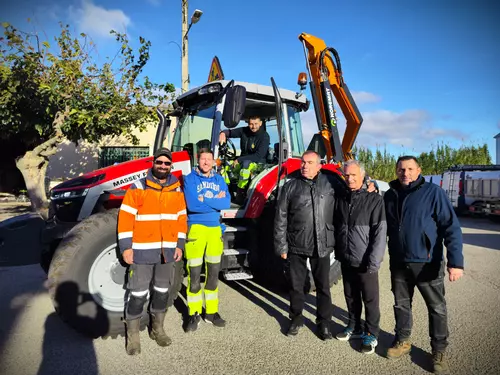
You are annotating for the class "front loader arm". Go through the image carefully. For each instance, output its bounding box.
[299,33,363,162]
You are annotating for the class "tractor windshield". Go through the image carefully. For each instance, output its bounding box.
[171,99,305,163]
[287,105,305,157]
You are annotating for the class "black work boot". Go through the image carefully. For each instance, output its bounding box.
[149,312,172,347]
[125,318,141,355]
[317,321,333,340]
[287,317,303,336]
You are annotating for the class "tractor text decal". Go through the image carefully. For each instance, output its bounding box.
[112,171,148,188]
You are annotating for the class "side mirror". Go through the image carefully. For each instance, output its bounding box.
[223,85,246,128]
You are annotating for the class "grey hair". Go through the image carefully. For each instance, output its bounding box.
[301,150,321,164]
[343,159,366,177]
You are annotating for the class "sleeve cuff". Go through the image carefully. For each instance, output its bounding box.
[447,264,464,270]
[118,238,133,253]
[176,238,186,251]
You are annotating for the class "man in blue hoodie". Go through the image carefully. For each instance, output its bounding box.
[182,148,231,332]
[384,155,464,375]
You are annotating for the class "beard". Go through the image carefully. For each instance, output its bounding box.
[152,168,169,180]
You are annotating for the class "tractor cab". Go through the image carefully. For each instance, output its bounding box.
[167,80,310,206]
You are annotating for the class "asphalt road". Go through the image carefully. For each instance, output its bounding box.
[0,216,499,375]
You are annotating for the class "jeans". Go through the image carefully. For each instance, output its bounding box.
[341,264,380,337]
[390,261,449,352]
[288,253,333,325]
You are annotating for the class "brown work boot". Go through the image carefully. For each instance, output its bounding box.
[432,351,450,375]
[386,339,412,359]
[125,318,141,355]
[149,312,172,347]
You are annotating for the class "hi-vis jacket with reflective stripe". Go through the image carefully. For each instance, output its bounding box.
[117,170,188,264]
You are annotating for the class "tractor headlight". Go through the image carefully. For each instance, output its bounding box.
[50,188,89,200]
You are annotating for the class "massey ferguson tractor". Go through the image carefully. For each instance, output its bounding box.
[40,33,369,338]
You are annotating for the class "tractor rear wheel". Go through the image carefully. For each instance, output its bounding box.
[47,209,184,339]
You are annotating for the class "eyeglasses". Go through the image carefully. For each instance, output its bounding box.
[154,160,172,166]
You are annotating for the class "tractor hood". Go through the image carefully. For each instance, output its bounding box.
[50,156,154,196]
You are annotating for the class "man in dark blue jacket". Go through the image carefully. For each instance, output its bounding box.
[384,155,464,375]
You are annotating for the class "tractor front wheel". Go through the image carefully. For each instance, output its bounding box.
[47,209,184,339]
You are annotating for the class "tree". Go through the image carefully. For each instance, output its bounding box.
[354,143,493,181]
[0,22,175,215]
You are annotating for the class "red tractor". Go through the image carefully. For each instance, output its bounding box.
[40,33,367,338]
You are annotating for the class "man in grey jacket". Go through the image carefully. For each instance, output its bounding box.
[333,160,387,354]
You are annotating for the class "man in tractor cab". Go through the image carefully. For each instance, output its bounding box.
[118,147,187,356]
[218,115,270,204]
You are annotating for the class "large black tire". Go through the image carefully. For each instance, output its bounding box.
[47,209,184,339]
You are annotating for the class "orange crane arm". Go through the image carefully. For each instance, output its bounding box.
[298,33,363,162]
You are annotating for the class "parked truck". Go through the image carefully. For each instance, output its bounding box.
[440,164,500,217]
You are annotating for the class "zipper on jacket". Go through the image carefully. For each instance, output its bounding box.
[159,187,164,256]
[393,189,408,232]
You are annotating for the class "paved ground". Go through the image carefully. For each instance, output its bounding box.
[0,207,499,375]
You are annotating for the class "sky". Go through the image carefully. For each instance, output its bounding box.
[2,0,500,161]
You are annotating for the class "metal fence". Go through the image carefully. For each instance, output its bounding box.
[98,146,150,168]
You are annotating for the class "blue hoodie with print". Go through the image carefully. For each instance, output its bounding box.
[183,167,231,228]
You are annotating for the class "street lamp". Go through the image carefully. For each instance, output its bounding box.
[181,3,203,93]
[191,9,203,25]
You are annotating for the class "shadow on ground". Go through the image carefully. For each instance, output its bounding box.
[221,275,434,373]
[37,282,101,375]
[462,233,500,251]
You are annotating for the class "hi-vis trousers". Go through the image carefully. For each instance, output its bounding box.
[221,160,262,189]
[185,224,223,316]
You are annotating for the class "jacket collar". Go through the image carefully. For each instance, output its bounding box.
[145,169,180,191]
[300,172,321,185]
[389,175,425,192]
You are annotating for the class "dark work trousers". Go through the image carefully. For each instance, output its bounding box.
[341,264,380,337]
[288,252,333,325]
[126,262,175,320]
[390,260,449,352]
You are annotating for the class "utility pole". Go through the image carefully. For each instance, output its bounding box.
[181,0,189,93]
[181,1,203,93]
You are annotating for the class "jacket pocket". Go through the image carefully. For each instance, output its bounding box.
[423,227,437,259]
[326,223,335,247]
[287,226,306,248]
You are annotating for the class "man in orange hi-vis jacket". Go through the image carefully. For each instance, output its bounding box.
[118,147,187,356]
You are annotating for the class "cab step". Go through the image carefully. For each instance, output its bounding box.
[223,248,249,256]
[224,225,247,233]
[223,270,253,281]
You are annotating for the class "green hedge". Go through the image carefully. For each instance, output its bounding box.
[353,143,492,181]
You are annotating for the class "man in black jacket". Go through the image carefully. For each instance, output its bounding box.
[333,160,386,355]
[219,116,270,203]
[274,150,344,340]
[384,155,464,375]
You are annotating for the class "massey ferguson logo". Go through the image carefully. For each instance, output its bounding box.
[112,171,147,188]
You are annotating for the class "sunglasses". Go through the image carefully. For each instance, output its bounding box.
[154,160,172,166]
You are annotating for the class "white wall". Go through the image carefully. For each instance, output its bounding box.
[46,118,173,181]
